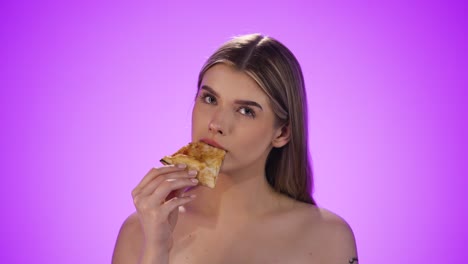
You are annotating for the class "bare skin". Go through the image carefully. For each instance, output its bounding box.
[113,197,357,264]
[112,64,358,264]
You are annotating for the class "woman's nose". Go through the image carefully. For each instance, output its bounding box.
[208,121,224,135]
[208,107,229,135]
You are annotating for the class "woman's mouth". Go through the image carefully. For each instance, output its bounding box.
[200,138,227,151]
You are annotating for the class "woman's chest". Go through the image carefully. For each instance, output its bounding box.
[169,217,321,264]
[169,229,292,264]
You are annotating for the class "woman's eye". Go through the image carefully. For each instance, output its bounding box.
[202,94,216,104]
[239,107,255,118]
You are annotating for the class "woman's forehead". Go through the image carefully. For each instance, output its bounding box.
[200,64,269,103]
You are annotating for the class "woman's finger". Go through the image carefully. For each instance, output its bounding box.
[133,178,198,210]
[132,165,187,196]
[138,170,195,197]
[161,195,197,216]
[153,178,199,202]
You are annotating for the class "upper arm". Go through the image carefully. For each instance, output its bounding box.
[328,219,358,264]
[302,208,358,264]
[112,212,143,264]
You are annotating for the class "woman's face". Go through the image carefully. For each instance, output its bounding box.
[191,63,282,174]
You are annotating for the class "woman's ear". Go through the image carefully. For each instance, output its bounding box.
[272,123,291,148]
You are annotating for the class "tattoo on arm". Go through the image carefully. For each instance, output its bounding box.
[348,257,358,263]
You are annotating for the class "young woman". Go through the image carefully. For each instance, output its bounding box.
[112,33,358,264]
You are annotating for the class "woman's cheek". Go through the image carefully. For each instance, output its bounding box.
[239,127,269,155]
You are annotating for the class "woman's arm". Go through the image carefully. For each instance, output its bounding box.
[329,220,358,264]
[112,212,169,264]
[318,213,358,264]
[112,212,142,263]
[301,208,358,264]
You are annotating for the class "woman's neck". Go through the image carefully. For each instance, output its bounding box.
[181,168,291,225]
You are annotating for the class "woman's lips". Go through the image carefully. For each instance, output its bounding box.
[200,138,226,151]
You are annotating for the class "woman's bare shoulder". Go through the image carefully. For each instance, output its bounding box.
[112,212,143,264]
[292,203,359,263]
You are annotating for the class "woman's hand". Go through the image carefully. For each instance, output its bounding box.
[131,164,198,257]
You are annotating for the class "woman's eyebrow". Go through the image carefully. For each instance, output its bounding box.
[200,85,264,110]
[200,85,219,97]
[234,99,263,110]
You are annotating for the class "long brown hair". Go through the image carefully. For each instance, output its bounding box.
[197,34,316,205]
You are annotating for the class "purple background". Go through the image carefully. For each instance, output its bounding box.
[1,0,466,263]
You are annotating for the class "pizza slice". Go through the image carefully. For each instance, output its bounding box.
[160,141,226,188]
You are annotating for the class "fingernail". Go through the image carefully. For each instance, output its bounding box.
[188,170,197,176]
[177,164,187,168]
[191,178,199,183]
